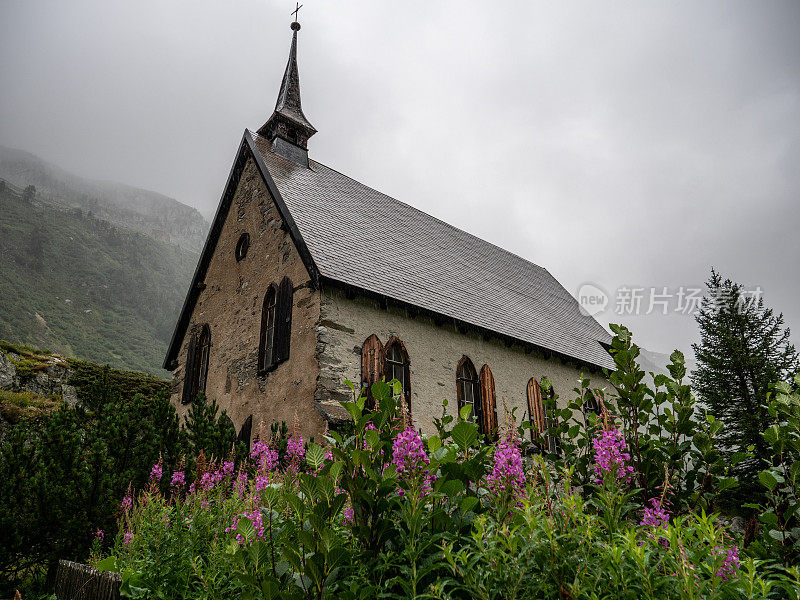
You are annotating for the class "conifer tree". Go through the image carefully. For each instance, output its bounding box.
[692,269,799,488]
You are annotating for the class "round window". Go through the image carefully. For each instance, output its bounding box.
[235,232,250,262]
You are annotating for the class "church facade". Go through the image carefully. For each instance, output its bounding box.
[164,22,614,442]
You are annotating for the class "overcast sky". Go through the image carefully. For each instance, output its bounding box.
[1,0,798,358]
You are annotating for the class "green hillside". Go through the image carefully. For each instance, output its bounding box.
[0,185,197,374]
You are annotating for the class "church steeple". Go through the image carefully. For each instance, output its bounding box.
[258,20,317,166]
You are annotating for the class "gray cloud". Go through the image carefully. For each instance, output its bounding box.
[1,0,798,357]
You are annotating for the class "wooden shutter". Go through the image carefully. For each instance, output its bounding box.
[237,414,253,452]
[181,332,198,405]
[361,335,384,407]
[274,277,294,364]
[198,324,211,394]
[527,378,545,442]
[258,284,277,372]
[479,364,497,436]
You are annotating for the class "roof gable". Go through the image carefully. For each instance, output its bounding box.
[163,131,318,368]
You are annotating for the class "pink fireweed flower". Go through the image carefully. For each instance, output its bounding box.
[639,498,670,546]
[252,441,280,473]
[640,498,670,528]
[94,528,104,542]
[226,509,266,545]
[712,545,740,581]
[170,470,185,492]
[392,427,434,496]
[486,438,526,503]
[149,462,163,483]
[343,503,355,525]
[287,435,305,461]
[335,486,354,525]
[123,532,134,546]
[222,460,235,477]
[255,473,272,492]
[591,425,634,485]
[199,470,223,492]
[363,422,378,450]
[120,495,133,512]
[234,471,248,497]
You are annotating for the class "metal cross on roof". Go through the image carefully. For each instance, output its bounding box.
[291,3,303,21]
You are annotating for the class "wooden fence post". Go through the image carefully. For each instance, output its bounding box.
[53,560,121,600]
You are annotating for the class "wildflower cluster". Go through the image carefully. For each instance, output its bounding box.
[149,462,163,483]
[170,470,185,493]
[712,544,740,581]
[251,440,279,472]
[486,437,526,503]
[198,470,223,492]
[234,472,248,497]
[392,427,434,496]
[286,435,305,462]
[226,509,265,545]
[640,497,670,530]
[591,425,635,485]
[639,497,671,547]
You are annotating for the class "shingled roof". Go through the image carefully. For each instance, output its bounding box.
[257,133,613,369]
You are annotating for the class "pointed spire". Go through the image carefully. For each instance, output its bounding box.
[258,21,316,161]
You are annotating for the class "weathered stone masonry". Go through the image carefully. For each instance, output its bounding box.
[170,158,325,438]
[316,284,607,436]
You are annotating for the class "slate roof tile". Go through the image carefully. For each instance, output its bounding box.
[252,133,614,370]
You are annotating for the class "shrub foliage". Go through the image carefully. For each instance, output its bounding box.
[0,371,240,597]
[89,327,800,599]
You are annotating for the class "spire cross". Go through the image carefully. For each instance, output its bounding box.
[291,3,303,22]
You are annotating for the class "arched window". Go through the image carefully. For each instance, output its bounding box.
[456,356,482,429]
[384,337,411,410]
[182,323,211,405]
[258,284,278,371]
[258,277,294,373]
[583,389,601,419]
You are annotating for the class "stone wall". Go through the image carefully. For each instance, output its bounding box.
[170,157,325,439]
[317,284,608,435]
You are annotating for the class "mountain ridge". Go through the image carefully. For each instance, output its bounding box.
[0,145,209,252]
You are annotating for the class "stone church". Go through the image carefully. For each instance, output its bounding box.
[164,21,614,443]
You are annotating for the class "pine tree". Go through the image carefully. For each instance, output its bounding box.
[692,269,799,489]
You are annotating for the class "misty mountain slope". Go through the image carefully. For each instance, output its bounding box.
[0,145,208,252]
[0,185,197,374]
[637,347,698,378]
